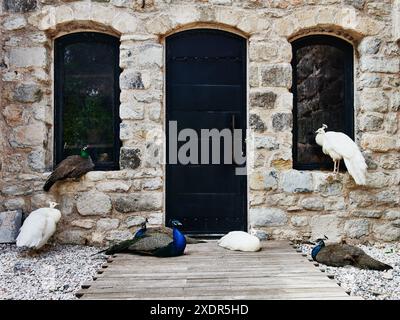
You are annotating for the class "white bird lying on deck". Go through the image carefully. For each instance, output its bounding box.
[16,201,61,250]
[218,231,261,252]
[315,124,367,185]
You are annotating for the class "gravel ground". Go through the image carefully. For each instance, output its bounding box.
[299,242,400,300]
[0,244,106,300]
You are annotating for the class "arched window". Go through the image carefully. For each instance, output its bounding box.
[54,32,121,170]
[291,35,354,170]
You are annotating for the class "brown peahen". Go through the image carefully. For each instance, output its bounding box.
[44,146,94,191]
[312,238,392,271]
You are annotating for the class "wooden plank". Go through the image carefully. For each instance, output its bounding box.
[89,278,339,287]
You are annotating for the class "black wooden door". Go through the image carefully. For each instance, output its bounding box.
[166,29,247,235]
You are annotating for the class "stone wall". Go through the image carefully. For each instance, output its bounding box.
[0,0,399,245]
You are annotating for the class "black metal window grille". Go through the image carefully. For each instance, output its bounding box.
[291,35,354,170]
[54,32,121,170]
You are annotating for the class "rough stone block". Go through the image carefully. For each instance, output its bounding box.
[373,223,400,241]
[281,170,313,193]
[361,134,398,152]
[1,184,33,196]
[250,90,277,109]
[360,56,400,74]
[147,212,163,225]
[31,193,56,210]
[13,84,42,103]
[351,210,383,219]
[3,15,27,30]
[28,148,46,172]
[96,218,120,232]
[120,71,145,89]
[0,210,22,243]
[249,208,287,227]
[142,178,163,191]
[96,181,130,192]
[359,89,389,112]
[345,219,370,238]
[237,13,269,34]
[249,171,265,191]
[300,197,324,211]
[358,37,381,55]
[272,112,292,131]
[264,170,279,190]
[313,173,343,196]
[71,219,95,229]
[375,190,400,206]
[10,123,47,148]
[57,230,87,245]
[125,215,147,228]
[105,230,132,242]
[145,14,172,34]
[365,172,392,188]
[76,191,112,216]
[310,215,343,242]
[137,44,163,67]
[114,193,162,213]
[254,136,279,150]
[3,0,37,13]
[148,103,161,122]
[249,114,266,132]
[358,113,384,131]
[4,198,25,211]
[111,0,131,7]
[9,47,47,68]
[120,103,145,120]
[120,147,141,169]
[249,43,277,62]
[261,64,292,88]
[291,216,309,227]
[384,210,400,220]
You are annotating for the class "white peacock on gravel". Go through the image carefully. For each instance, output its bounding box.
[16,201,62,250]
[315,124,367,185]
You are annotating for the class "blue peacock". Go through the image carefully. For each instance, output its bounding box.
[97,219,187,257]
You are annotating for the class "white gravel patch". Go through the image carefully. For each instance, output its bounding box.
[299,242,400,300]
[0,244,106,300]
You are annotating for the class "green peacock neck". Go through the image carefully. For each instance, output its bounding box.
[80,149,90,159]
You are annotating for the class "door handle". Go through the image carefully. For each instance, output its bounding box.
[231,114,236,165]
[231,114,236,132]
[231,114,245,166]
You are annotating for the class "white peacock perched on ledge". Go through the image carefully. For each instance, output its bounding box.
[315,124,367,185]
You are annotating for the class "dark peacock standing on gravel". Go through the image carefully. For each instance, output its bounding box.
[43,146,94,191]
[312,238,393,271]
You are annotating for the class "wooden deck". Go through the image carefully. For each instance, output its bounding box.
[77,241,362,300]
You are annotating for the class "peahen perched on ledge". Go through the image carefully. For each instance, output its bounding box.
[44,146,94,191]
[312,238,392,271]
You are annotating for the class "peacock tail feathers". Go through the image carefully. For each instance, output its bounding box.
[343,150,367,185]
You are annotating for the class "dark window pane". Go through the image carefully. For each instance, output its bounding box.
[292,37,353,169]
[55,33,120,169]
